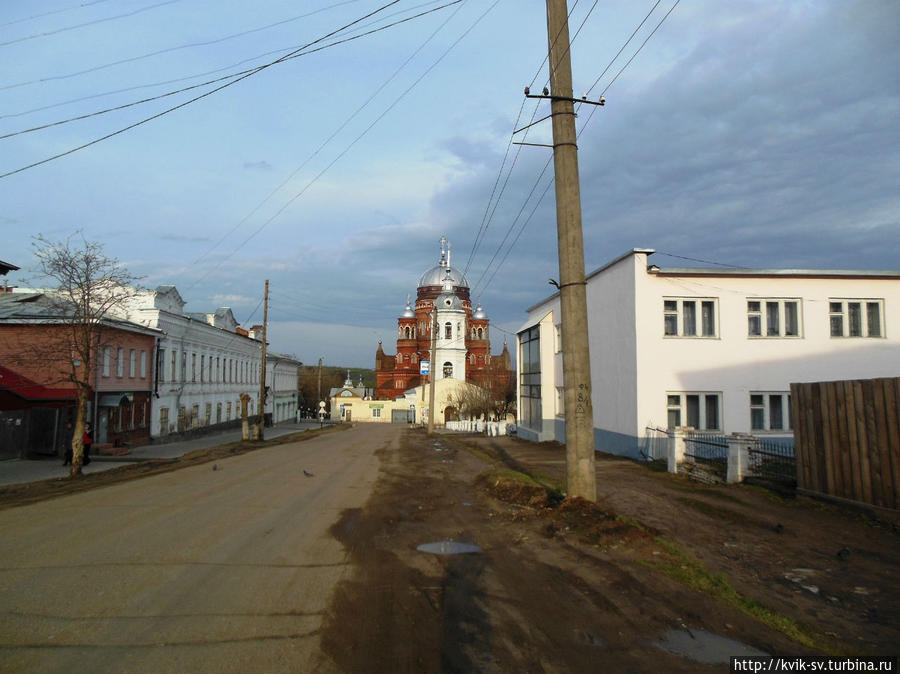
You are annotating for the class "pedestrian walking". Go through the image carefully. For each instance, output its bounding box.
[82,424,93,465]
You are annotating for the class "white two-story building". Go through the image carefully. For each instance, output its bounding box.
[517,249,900,458]
[121,286,265,438]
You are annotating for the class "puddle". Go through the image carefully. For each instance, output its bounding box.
[654,628,767,664]
[417,541,482,555]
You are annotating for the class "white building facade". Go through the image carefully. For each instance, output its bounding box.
[517,249,900,458]
[120,286,264,438]
[266,352,301,424]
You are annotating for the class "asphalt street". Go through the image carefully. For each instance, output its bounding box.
[0,422,391,672]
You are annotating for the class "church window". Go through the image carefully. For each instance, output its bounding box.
[405,326,411,339]
[477,327,483,339]
[443,361,453,378]
[478,354,484,364]
[470,354,475,365]
[472,328,477,339]
[444,322,452,339]
[411,354,417,363]
[404,353,410,362]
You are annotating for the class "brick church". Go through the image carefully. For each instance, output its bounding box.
[375,237,512,400]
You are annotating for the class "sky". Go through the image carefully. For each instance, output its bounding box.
[2,0,898,368]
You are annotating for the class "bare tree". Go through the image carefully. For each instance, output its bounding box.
[28,234,141,476]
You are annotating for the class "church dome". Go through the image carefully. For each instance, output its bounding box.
[418,235,469,288]
[418,265,469,289]
[473,304,487,319]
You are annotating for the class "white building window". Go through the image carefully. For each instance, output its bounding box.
[750,392,792,432]
[747,299,801,337]
[663,298,718,337]
[829,299,884,338]
[666,392,721,431]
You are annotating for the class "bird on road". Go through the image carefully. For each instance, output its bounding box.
[303,469,314,477]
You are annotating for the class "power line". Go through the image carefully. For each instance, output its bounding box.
[463,0,597,279]
[185,0,499,292]
[473,0,681,299]
[182,0,467,272]
[0,0,441,93]
[0,0,179,47]
[0,1,461,142]
[0,0,434,180]
[463,0,598,285]
[0,0,115,29]
[654,251,750,269]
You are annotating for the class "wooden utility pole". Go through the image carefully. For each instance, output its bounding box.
[545,0,597,500]
[257,279,269,441]
[427,308,437,435]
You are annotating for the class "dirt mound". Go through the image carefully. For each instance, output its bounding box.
[481,472,561,509]
[546,496,656,546]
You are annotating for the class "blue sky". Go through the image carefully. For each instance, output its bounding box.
[2,0,898,367]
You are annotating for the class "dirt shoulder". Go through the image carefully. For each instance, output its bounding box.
[319,429,899,672]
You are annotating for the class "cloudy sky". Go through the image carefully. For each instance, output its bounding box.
[2,0,898,367]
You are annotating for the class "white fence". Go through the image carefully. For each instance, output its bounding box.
[444,420,511,436]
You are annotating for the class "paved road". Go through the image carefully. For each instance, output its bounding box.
[0,423,393,672]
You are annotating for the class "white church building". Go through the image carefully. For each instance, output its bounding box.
[516,248,900,458]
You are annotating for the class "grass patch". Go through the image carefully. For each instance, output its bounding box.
[638,537,845,655]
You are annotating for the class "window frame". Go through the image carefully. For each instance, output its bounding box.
[663,297,719,338]
[749,392,793,432]
[828,298,885,338]
[747,298,802,338]
[665,391,722,431]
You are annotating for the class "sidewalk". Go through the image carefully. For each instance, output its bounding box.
[0,421,324,487]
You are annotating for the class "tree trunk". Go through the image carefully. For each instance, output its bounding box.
[70,388,87,477]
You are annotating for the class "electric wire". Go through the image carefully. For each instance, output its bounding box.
[462,0,597,280]
[0,1,462,142]
[1,0,115,29]
[473,0,680,301]
[0,0,444,94]
[464,0,598,290]
[0,0,181,48]
[0,0,466,180]
[181,0,467,270]
[184,0,499,294]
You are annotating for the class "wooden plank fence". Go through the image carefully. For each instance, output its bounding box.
[791,377,900,510]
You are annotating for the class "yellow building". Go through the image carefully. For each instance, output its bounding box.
[329,373,484,425]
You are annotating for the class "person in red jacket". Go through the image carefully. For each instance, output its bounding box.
[82,424,93,466]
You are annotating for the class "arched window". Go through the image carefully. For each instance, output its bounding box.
[444,322,452,339]
[477,327,483,339]
[404,353,410,362]
[478,354,484,364]
[469,354,475,365]
[411,353,417,364]
[404,326,411,339]
[472,328,477,338]
[443,361,453,378]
